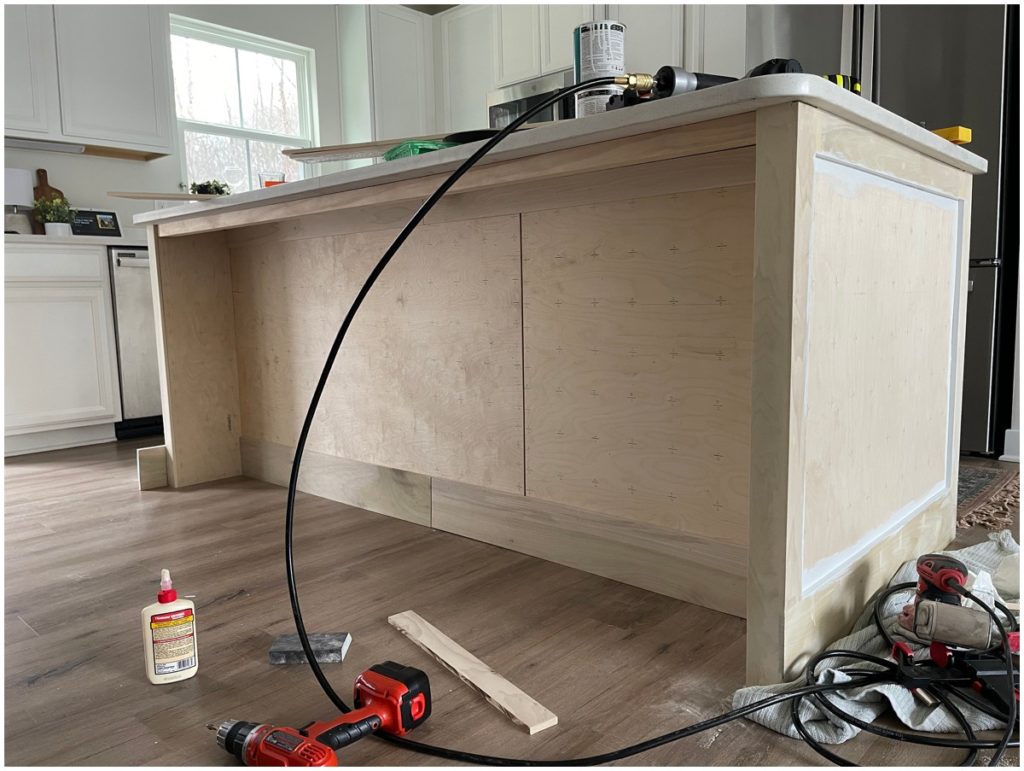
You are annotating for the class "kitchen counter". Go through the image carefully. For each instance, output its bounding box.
[5,230,149,248]
[135,74,984,229]
[140,74,984,684]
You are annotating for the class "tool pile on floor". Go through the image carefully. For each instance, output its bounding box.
[735,531,1019,754]
[209,534,1018,766]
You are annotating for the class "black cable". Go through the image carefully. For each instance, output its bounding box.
[792,650,981,766]
[280,70,1020,766]
[284,76,618,717]
[952,584,1017,766]
[383,676,889,766]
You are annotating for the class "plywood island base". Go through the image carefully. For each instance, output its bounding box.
[141,78,982,684]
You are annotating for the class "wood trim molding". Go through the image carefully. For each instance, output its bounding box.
[240,437,431,527]
[432,477,747,618]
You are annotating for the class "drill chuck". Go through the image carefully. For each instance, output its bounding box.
[215,719,260,762]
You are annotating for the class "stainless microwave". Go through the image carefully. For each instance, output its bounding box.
[487,71,576,129]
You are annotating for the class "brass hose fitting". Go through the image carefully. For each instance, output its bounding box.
[616,73,656,93]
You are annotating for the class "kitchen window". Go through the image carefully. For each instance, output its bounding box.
[169,16,317,193]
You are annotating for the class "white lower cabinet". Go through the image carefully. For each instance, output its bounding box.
[5,243,122,455]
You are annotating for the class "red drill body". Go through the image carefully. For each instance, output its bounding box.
[215,662,430,766]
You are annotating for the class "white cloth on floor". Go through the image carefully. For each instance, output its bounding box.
[732,530,1019,743]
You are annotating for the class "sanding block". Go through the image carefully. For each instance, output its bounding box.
[268,633,352,665]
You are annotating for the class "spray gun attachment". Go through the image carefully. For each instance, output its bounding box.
[615,72,657,93]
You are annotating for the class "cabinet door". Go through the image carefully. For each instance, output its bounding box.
[607,4,684,74]
[4,5,61,137]
[700,5,748,78]
[370,5,434,140]
[5,283,121,432]
[54,6,172,151]
[540,5,593,74]
[439,6,494,132]
[493,5,541,86]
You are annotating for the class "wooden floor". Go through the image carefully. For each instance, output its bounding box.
[4,439,1018,766]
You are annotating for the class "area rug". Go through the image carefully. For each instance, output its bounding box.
[957,462,1019,530]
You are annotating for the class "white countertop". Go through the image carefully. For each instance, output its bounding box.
[135,74,987,228]
[4,230,149,248]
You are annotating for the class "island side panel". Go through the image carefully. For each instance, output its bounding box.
[148,227,241,487]
[747,103,974,683]
[229,215,525,495]
[521,187,755,547]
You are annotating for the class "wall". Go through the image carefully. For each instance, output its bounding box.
[5,5,345,231]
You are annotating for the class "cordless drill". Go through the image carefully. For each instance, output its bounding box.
[213,662,430,766]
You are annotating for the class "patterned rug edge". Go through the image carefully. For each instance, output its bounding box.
[957,473,1019,531]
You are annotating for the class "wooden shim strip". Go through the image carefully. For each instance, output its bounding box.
[136,445,168,490]
[387,610,558,735]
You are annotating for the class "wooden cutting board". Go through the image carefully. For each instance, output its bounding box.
[31,169,66,234]
[33,169,64,202]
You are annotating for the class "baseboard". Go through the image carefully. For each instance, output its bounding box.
[432,477,747,618]
[1000,428,1020,463]
[239,437,431,526]
[5,424,116,456]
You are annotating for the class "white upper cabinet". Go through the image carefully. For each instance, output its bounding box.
[540,5,594,74]
[369,5,434,140]
[437,6,494,132]
[493,5,600,86]
[4,5,61,138]
[53,6,173,152]
[607,5,685,75]
[493,5,541,86]
[700,5,748,78]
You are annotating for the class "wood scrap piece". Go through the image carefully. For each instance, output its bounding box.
[387,610,558,734]
[137,445,168,490]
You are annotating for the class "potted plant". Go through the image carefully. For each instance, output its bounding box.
[34,197,76,236]
[189,180,231,196]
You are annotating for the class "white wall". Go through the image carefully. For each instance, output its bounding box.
[5,4,345,230]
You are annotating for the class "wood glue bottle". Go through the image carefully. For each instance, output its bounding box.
[142,569,198,684]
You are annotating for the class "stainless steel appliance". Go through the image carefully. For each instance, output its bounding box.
[487,71,576,129]
[109,247,163,437]
[745,5,1018,456]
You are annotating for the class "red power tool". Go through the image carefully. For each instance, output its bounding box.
[915,553,969,604]
[213,662,430,766]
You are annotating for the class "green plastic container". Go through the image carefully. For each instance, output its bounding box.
[383,139,457,161]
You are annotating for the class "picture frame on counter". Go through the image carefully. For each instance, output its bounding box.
[71,208,122,237]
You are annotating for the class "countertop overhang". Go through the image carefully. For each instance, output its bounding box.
[135,74,987,228]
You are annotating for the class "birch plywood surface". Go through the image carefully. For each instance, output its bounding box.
[230,215,525,493]
[800,158,962,579]
[522,187,755,545]
[149,230,241,487]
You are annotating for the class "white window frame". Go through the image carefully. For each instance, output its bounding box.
[169,15,319,188]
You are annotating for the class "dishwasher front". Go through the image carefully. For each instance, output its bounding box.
[109,247,163,437]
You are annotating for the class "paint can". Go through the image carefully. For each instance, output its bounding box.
[573,20,626,118]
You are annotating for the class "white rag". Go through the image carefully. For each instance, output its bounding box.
[733,530,1020,743]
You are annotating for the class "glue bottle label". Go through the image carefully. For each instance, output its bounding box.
[150,608,197,675]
